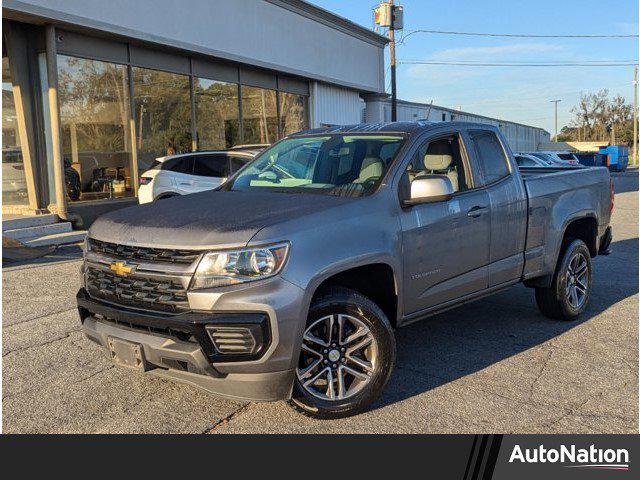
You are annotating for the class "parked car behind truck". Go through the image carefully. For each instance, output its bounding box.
[138,149,261,203]
[78,121,613,418]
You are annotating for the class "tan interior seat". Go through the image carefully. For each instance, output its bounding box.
[423,143,459,191]
[356,156,383,183]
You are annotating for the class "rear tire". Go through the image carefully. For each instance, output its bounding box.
[289,287,396,419]
[535,239,592,321]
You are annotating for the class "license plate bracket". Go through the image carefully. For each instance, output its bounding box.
[107,337,148,371]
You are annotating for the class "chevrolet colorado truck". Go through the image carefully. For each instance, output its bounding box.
[77,121,613,418]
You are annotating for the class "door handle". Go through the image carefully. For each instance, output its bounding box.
[467,206,487,218]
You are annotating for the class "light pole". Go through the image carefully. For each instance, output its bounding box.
[550,99,561,142]
[633,66,637,166]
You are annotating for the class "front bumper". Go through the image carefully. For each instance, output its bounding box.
[77,288,298,402]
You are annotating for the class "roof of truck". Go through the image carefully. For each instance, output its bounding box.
[294,121,499,136]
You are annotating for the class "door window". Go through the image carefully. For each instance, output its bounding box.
[406,134,469,192]
[229,156,248,174]
[469,131,510,185]
[166,157,194,175]
[193,154,229,177]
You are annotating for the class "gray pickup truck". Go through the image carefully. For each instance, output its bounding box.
[77,121,613,418]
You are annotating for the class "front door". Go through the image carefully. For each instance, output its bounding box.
[399,132,491,315]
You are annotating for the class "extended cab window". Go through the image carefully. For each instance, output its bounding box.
[193,154,229,177]
[406,134,468,192]
[469,131,510,184]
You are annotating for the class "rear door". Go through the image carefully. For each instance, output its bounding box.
[467,130,527,287]
[165,156,195,194]
[398,128,491,314]
[192,154,230,191]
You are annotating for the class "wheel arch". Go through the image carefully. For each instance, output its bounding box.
[306,261,400,328]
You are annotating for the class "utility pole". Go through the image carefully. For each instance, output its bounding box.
[633,65,638,166]
[388,1,397,121]
[375,1,402,121]
[550,99,561,142]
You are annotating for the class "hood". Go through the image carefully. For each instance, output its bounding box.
[88,190,354,249]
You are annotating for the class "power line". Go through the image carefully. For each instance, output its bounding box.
[399,60,638,67]
[399,29,639,43]
[401,59,638,64]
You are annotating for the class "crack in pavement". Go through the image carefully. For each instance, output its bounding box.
[394,362,578,414]
[527,347,554,402]
[543,391,604,430]
[202,403,252,433]
[2,364,116,402]
[2,306,78,327]
[2,328,81,357]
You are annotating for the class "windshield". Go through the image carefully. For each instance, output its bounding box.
[223,134,405,197]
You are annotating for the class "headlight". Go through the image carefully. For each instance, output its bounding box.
[190,243,289,290]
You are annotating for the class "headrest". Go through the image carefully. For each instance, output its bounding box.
[358,156,383,181]
[424,141,453,171]
[424,153,452,171]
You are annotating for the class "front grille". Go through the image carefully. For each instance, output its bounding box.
[88,238,202,265]
[86,267,189,313]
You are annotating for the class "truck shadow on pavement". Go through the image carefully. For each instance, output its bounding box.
[373,236,638,412]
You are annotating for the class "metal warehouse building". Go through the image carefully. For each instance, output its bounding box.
[2,0,387,221]
[365,97,550,153]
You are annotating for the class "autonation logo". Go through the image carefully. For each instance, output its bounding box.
[509,444,630,471]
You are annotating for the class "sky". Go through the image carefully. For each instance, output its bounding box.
[307,0,638,134]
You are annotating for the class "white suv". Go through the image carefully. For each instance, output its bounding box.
[138,150,257,204]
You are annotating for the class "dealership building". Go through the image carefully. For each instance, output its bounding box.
[2,0,549,226]
[2,0,387,222]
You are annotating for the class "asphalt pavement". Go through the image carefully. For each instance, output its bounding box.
[2,172,637,433]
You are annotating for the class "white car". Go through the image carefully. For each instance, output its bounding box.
[528,151,580,166]
[514,153,550,167]
[138,150,257,204]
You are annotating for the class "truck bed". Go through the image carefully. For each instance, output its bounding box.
[519,166,611,281]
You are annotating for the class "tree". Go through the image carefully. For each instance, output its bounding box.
[558,90,634,145]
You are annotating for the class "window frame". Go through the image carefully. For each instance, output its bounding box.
[393,128,479,198]
[467,129,512,188]
[165,156,195,175]
[192,153,230,178]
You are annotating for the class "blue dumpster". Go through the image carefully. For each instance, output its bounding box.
[599,146,629,172]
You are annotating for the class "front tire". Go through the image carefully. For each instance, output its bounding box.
[535,239,592,321]
[289,287,396,419]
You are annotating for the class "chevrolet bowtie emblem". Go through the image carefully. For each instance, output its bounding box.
[109,261,133,276]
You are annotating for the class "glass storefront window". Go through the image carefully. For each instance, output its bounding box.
[2,53,29,206]
[57,55,134,201]
[279,92,308,137]
[195,78,239,150]
[241,86,278,145]
[133,67,192,172]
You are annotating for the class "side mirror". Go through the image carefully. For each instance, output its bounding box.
[403,175,454,206]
